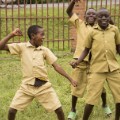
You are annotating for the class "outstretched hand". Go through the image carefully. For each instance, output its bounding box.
[12,28,23,36]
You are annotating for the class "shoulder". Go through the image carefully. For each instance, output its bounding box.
[41,46,54,54]
[110,24,119,30]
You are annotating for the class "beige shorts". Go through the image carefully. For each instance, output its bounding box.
[71,61,106,98]
[86,70,120,105]
[71,62,89,97]
[10,82,61,112]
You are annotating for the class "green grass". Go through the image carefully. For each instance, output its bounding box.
[0,52,118,120]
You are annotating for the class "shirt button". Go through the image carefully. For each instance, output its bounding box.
[105,41,107,43]
[106,50,108,52]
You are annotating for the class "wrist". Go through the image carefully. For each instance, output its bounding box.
[10,32,15,37]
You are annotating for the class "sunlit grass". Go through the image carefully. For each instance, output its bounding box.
[0,52,117,120]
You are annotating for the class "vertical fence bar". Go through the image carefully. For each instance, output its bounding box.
[95,0,98,10]
[62,0,65,50]
[109,0,112,16]
[18,0,20,42]
[47,0,49,48]
[58,0,60,50]
[113,0,116,23]
[52,0,55,49]
[35,0,38,25]
[11,0,14,42]
[41,0,44,27]
[24,0,27,41]
[68,1,70,49]
[5,0,8,36]
[100,0,102,7]
[30,0,32,25]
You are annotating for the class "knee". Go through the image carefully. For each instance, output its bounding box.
[8,108,17,115]
[55,107,64,114]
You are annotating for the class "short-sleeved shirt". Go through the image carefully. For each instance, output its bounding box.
[69,13,93,61]
[85,24,120,72]
[7,41,57,85]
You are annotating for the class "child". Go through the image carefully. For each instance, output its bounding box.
[71,8,120,120]
[66,0,111,119]
[0,25,77,120]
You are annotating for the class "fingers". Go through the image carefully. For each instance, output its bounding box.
[69,61,78,68]
[16,29,23,36]
[72,81,77,87]
[12,28,23,36]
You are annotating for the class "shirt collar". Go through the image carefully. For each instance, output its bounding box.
[93,24,112,30]
[26,41,43,50]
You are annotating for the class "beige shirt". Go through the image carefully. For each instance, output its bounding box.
[69,13,93,61]
[85,24,120,72]
[8,41,57,85]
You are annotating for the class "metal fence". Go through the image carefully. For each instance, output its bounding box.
[0,0,70,51]
[0,0,120,51]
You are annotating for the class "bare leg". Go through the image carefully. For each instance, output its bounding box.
[82,104,94,120]
[115,103,120,120]
[55,107,65,120]
[8,108,17,120]
[71,95,78,112]
[101,92,107,107]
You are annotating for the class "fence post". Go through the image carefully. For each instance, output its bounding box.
[69,0,86,52]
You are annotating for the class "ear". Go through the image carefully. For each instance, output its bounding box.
[31,33,36,39]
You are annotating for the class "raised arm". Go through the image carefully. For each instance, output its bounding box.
[70,47,90,68]
[66,0,80,17]
[52,62,77,87]
[0,28,23,51]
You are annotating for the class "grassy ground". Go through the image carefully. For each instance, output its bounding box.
[0,51,119,120]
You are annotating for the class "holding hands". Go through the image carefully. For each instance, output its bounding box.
[70,60,79,68]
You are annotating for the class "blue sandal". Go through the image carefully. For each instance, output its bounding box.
[68,111,77,120]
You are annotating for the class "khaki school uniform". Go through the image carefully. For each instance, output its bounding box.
[7,42,61,111]
[69,13,94,97]
[85,24,120,105]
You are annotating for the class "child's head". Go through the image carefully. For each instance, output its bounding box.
[84,8,96,26]
[97,8,110,29]
[27,25,45,47]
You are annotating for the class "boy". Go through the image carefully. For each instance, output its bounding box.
[66,0,111,119]
[71,8,120,120]
[0,25,77,120]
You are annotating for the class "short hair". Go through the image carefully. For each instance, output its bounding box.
[85,8,96,15]
[27,25,43,39]
[97,8,110,14]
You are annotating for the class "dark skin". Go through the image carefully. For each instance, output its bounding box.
[71,9,120,120]
[0,28,77,120]
[67,0,110,117]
